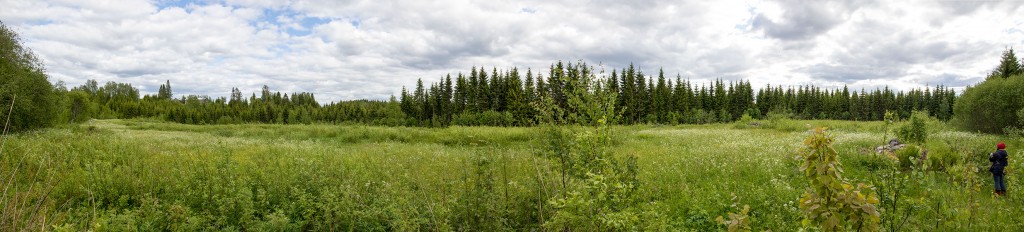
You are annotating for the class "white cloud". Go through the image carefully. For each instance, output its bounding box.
[1,0,1023,102]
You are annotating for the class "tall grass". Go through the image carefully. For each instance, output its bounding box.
[0,119,1021,230]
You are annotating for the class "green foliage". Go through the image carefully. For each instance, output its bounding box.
[895,145,922,170]
[65,90,96,123]
[399,63,956,127]
[451,110,515,126]
[157,80,172,100]
[797,128,880,231]
[453,155,506,231]
[4,119,1024,230]
[1,60,959,130]
[763,108,803,132]
[987,48,1023,80]
[534,62,666,230]
[732,113,756,129]
[716,194,752,232]
[882,110,897,142]
[896,111,929,144]
[0,21,58,132]
[925,140,957,171]
[955,50,1024,133]
[868,157,917,232]
[954,74,1024,133]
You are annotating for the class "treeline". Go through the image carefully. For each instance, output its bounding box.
[39,64,958,129]
[399,62,957,126]
[64,81,406,126]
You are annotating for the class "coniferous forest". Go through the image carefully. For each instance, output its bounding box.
[55,61,957,128]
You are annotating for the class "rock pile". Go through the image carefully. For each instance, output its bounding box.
[875,139,905,155]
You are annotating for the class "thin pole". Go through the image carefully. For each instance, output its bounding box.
[0,95,16,156]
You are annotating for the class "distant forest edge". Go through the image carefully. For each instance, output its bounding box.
[52,64,957,127]
[3,21,1024,133]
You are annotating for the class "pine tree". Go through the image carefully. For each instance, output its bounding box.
[478,68,491,111]
[989,48,1023,80]
[524,68,536,105]
[507,68,529,125]
[444,74,454,120]
[414,78,426,122]
[455,73,467,113]
[653,70,667,121]
[621,66,636,122]
[158,80,173,100]
[469,67,479,112]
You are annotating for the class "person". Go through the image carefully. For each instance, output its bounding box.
[990,142,1009,196]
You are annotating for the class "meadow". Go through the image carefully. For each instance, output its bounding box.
[1,118,1022,231]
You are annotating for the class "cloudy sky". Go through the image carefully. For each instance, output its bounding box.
[2,0,1023,102]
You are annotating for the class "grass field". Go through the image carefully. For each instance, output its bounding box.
[1,119,1022,231]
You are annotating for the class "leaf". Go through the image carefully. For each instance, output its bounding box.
[824,215,841,230]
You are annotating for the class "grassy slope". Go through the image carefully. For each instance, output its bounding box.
[1,119,1022,230]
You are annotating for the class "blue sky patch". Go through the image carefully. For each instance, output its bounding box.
[350,18,362,29]
[154,0,193,10]
[261,8,332,36]
[155,1,333,37]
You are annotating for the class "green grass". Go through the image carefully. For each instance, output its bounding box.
[2,119,1022,231]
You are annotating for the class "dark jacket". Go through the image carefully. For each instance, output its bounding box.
[990,149,1009,176]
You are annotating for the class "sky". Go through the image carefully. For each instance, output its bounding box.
[2,0,1023,102]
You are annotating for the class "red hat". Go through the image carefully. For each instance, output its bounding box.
[998,142,1006,150]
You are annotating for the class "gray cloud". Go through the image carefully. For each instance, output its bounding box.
[752,0,863,41]
[929,73,979,87]
[800,64,906,82]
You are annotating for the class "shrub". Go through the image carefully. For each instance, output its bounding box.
[846,150,895,172]
[535,62,666,230]
[452,110,515,127]
[797,128,880,231]
[895,111,928,144]
[0,21,59,132]
[925,141,957,171]
[743,107,762,119]
[217,115,235,124]
[453,156,505,231]
[764,109,803,132]
[895,145,921,170]
[953,73,1024,133]
[739,113,753,124]
[685,109,718,124]
[732,113,756,129]
[717,193,752,232]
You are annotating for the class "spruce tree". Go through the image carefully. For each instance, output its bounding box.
[989,48,1023,80]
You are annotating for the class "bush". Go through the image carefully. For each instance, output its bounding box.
[895,145,921,170]
[0,21,58,132]
[685,109,718,124]
[896,111,928,144]
[217,115,236,124]
[743,107,762,119]
[451,110,515,127]
[732,113,756,129]
[763,108,803,132]
[953,73,1024,133]
[796,128,880,231]
[846,150,895,172]
[925,141,957,171]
